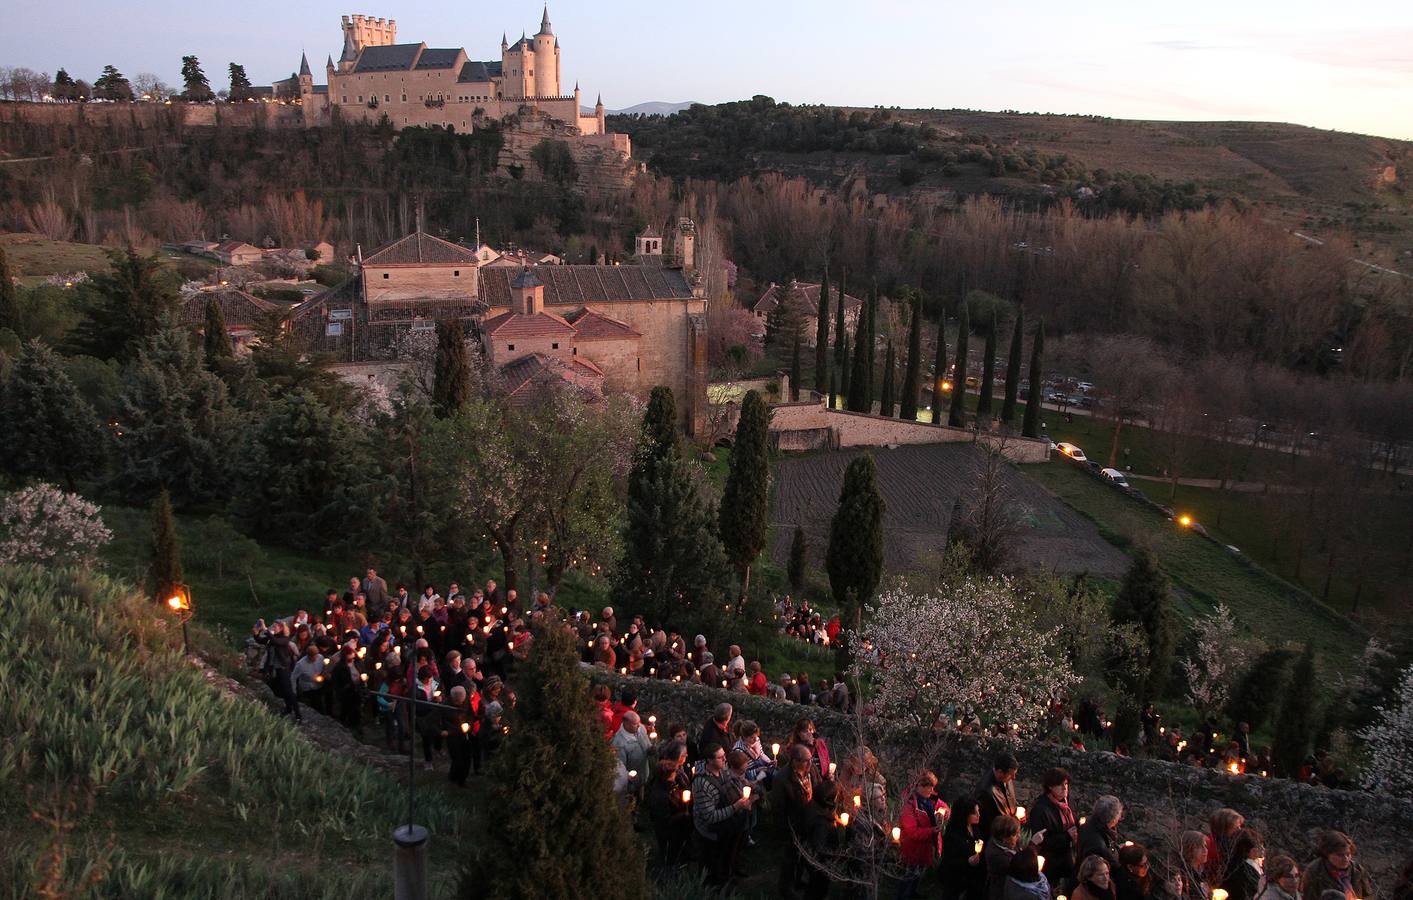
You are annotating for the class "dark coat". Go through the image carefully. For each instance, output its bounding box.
[1077,820,1119,871]
[1029,794,1077,882]
[1222,860,1261,900]
[977,771,1017,840]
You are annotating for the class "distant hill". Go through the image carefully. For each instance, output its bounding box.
[608,101,699,117]
[613,99,1413,267]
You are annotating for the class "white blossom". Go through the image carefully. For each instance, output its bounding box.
[0,484,112,567]
[1360,664,1413,800]
[1180,604,1248,715]
[850,577,1079,737]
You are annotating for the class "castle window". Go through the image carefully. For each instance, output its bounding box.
[507,344,515,351]
[637,358,641,372]
[384,94,390,102]
[342,96,347,103]
[382,273,389,279]
[551,342,559,350]
[401,94,407,102]
[358,95,363,102]
[453,270,460,277]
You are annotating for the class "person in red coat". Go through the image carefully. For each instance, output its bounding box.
[592,683,615,740]
[898,770,949,900]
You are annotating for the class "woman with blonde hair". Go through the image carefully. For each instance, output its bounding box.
[1074,855,1118,900]
[1206,808,1246,884]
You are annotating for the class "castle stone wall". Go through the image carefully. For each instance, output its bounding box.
[765,403,1050,462]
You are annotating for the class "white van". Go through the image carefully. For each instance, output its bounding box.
[1056,442,1087,462]
[1101,468,1130,489]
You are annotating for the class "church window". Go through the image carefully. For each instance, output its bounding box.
[453,270,460,277]
[401,94,406,101]
[507,344,515,351]
[342,95,347,103]
[384,94,390,102]
[637,358,641,372]
[382,273,389,279]
[551,342,559,350]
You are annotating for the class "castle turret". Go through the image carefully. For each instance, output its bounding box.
[299,52,312,80]
[595,93,606,133]
[533,6,558,97]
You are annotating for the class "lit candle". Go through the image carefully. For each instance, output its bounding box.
[1079,816,1087,825]
[375,662,382,670]
[360,673,368,681]
[853,794,862,808]
[742,785,752,799]
[828,762,837,778]
[648,731,657,740]
[771,742,780,757]
[461,722,470,733]
[1038,855,1046,872]
[1123,841,1135,848]
[682,789,691,804]
[648,715,657,725]
[974,840,984,855]
[838,812,850,827]
[629,770,638,779]
[1228,762,1240,775]
[1213,891,1229,900]
[1016,805,1027,822]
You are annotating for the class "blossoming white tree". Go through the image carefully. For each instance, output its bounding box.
[851,577,1079,736]
[1180,604,1250,716]
[1360,664,1413,800]
[0,484,112,567]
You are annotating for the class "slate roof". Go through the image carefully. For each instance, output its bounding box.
[481,310,577,339]
[753,280,865,316]
[363,231,480,266]
[181,289,280,327]
[458,60,503,82]
[414,48,462,70]
[479,266,693,307]
[353,43,426,73]
[564,307,641,340]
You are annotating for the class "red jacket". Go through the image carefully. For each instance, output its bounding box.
[610,700,635,734]
[899,792,946,866]
[748,672,768,696]
[596,700,615,740]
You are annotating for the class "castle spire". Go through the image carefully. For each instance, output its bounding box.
[299,51,311,78]
[501,32,508,50]
[340,26,358,63]
[326,54,334,71]
[538,4,552,36]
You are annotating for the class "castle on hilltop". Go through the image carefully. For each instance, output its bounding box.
[277,7,609,136]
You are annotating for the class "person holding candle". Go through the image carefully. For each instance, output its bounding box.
[1078,796,1123,873]
[646,741,694,865]
[782,717,832,783]
[1298,831,1372,900]
[612,710,654,796]
[1031,767,1080,894]
[1006,848,1053,900]
[690,743,753,888]
[941,793,988,900]
[444,684,474,787]
[1205,809,1246,887]
[1073,855,1118,900]
[732,719,775,789]
[1113,843,1152,900]
[978,753,1020,840]
[777,743,832,900]
[987,815,1025,900]
[897,771,946,900]
[1220,829,1264,900]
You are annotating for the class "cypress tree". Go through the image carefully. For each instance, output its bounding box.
[826,454,885,638]
[1272,642,1318,778]
[1021,319,1045,439]
[0,244,16,333]
[720,390,771,606]
[846,288,871,413]
[202,296,232,365]
[834,271,849,401]
[1226,646,1293,733]
[0,339,104,490]
[930,314,948,425]
[827,362,837,410]
[788,524,807,592]
[432,319,471,418]
[789,329,801,401]
[975,309,998,422]
[150,489,184,604]
[814,267,831,394]
[632,386,680,477]
[1001,306,1025,426]
[948,298,970,427]
[899,287,922,421]
[879,340,896,418]
[1110,546,1174,703]
[464,614,649,900]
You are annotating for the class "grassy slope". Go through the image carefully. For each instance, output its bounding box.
[0,565,470,899]
[0,232,114,284]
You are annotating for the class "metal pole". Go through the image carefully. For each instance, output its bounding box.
[407,678,416,831]
[392,823,429,900]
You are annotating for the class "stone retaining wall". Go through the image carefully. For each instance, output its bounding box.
[596,671,1413,886]
[768,402,1050,463]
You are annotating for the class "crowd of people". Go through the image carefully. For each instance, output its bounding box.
[243,570,1404,897]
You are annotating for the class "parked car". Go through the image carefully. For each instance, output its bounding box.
[1055,442,1087,461]
[1100,468,1130,489]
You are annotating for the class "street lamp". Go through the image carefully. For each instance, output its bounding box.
[165,584,193,655]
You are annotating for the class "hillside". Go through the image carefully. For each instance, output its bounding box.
[614,99,1413,268]
[0,565,468,899]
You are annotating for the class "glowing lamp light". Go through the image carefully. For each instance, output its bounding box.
[1178,514,1194,528]
[892,826,902,843]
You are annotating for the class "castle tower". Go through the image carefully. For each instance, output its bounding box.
[674,217,697,272]
[501,32,534,100]
[595,93,606,134]
[533,6,558,98]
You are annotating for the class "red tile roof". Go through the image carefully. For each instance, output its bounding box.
[499,353,604,406]
[564,307,641,340]
[753,280,865,316]
[363,231,479,266]
[481,310,577,339]
[479,265,693,307]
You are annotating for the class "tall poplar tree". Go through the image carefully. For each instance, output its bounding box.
[948,298,970,427]
[975,308,998,422]
[814,268,831,395]
[899,286,922,421]
[465,614,649,900]
[720,390,771,607]
[203,297,232,365]
[1001,306,1025,426]
[1109,546,1174,703]
[1021,319,1045,439]
[826,454,885,644]
[149,489,184,604]
[930,315,947,425]
[432,319,471,418]
[1272,643,1317,778]
[879,341,896,418]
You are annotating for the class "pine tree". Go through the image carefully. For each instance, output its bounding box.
[202,297,232,365]
[1001,306,1025,426]
[149,489,184,603]
[826,454,885,638]
[931,313,948,425]
[52,68,78,101]
[720,390,771,607]
[432,319,471,418]
[789,329,801,401]
[814,268,831,395]
[227,62,253,101]
[899,286,922,421]
[464,614,648,900]
[93,65,133,101]
[879,340,896,418]
[0,339,104,490]
[180,55,213,101]
[788,524,807,592]
[975,308,998,422]
[74,248,179,363]
[1021,319,1045,439]
[0,244,16,333]
[1226,646,1293,732]
[948,298,970,427]
[1109,546,1174,703]
[1272,642,1318,778]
